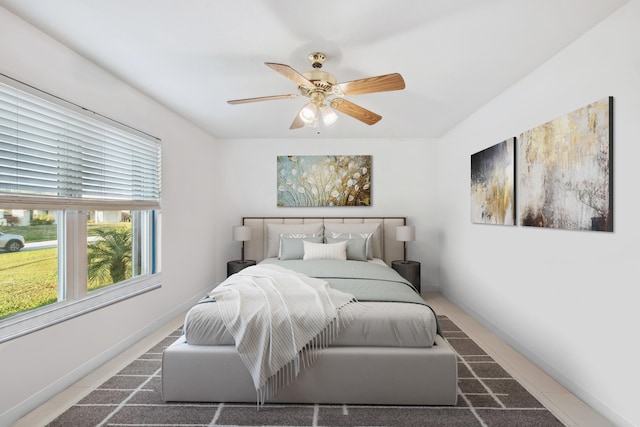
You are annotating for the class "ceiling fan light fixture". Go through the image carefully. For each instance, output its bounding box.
[228,52,406,130]
[299,102,318,124]
[320,105,338,126]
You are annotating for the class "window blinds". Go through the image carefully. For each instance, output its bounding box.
[0,79,161,210]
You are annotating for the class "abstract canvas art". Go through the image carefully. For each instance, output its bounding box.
[277,155,371,207]
[518,97,613,231]
[470,138,516,225]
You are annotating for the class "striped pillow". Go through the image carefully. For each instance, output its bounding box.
[324,223,381,259]
[303,240,347,261]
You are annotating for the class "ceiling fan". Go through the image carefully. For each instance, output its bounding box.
[227,52,406,129]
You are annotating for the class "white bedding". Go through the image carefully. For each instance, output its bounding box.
[184,259,437,348]
[208,263,365,403]
[185,300,436,347]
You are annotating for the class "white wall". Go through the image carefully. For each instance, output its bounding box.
[436,2,640,426]
[215,138,439,286]
[0,8,221,425]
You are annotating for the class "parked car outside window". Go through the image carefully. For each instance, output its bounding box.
[0,232,25,252]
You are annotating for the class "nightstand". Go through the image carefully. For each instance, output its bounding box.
[392,260,421,293]
[227,260,256,277]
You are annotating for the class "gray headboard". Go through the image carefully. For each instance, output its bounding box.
[242,217,406,266]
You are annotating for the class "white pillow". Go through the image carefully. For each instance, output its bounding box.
[266,223,324,258]
[324,223,381,259]
[303,240,347,261]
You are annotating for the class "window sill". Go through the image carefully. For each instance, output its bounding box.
[0,274,162,343]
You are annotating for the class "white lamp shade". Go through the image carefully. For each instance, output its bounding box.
[396,225,415,242]
[232,225,252,242]
[320,105,338,126]
[299,103,318,124]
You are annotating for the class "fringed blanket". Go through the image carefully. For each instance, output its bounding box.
[208,263,366,404]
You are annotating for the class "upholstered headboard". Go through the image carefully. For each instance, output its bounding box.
[242,217,406,266]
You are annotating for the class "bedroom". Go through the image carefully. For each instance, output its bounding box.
[0,1,638,426]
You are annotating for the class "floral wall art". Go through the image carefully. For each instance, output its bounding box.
[277,155,371,207]
[470,138,516,225]
[518,97,613,231]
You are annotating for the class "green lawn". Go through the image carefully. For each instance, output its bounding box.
[0,248,58,319]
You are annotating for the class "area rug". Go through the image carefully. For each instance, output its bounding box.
[46,316,564,426]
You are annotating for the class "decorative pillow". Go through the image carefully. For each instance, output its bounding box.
[279,235,324,260]
[303,240,347,261]
[325,235,368,261]
[324,222,381,259]
[266,223,324,258]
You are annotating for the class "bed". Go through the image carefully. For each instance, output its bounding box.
[161,217,458,405]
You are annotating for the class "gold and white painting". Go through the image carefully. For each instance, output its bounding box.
[518,97,613,231]
[277,155,371,207]
[470,138,516,225]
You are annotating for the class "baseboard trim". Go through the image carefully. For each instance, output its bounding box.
[420,284,441,293]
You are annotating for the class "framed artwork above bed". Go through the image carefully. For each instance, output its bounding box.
[277,155,372,207]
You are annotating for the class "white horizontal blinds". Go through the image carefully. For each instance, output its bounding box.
[0,80,160,210]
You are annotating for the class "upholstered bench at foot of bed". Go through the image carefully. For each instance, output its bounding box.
[161,335,458,406]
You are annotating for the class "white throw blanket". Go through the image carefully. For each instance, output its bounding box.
[208,263,365,404]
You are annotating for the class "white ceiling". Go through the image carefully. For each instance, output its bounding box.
[0,0,628,139]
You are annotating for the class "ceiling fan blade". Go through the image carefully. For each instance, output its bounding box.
[227,94,299,104]
[335,73,405,96]
[290,112,305,129]
[265,62,315,88]
[330,99,382,125]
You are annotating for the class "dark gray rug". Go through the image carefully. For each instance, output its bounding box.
[47,316,565,426]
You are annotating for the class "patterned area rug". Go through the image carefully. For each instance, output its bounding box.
[47,316,564,426]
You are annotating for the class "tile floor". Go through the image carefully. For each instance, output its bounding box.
[13,292,613,427]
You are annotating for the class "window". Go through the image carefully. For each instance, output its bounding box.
[0,75,161,341]
[0,209,59,319]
